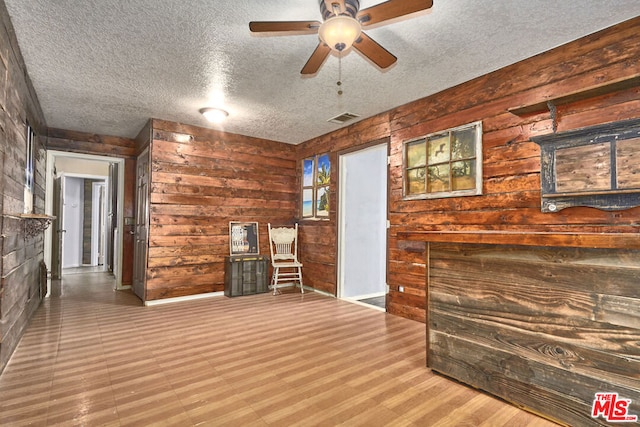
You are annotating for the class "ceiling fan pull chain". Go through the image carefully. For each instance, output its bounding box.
[337,53,343,95]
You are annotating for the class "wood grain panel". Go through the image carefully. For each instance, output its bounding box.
[616,137,640,189]
[0,1,48,374]
[428,242,640,426]
[47,128,136,158]
[121,158,135,286]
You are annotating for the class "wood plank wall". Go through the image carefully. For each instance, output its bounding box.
[296,16,640,321]
[0,1,48,373]
[145,120,297,300]
[47,128,137,158]
[47,128,137,286]
[428,242,640,426]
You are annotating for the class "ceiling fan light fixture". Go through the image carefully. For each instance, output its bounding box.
[200,107,229,123]
[318,15,361,52]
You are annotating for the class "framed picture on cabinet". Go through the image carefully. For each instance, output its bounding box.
[229,221,259,255]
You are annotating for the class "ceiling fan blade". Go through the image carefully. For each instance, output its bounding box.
[357,0,433,27]
[249,21,321,34]
[301,43,332,75]
[353,32,397,69]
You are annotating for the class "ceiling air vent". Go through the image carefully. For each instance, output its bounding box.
[327,112,360,124]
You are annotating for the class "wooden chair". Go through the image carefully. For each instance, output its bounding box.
[267,223,303,295]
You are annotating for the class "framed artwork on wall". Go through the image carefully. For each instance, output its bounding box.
[302,153,331,219]
[403,121,483,200]
[229,221,259,255]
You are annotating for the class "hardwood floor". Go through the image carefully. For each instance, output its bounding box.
[0,272,558,426]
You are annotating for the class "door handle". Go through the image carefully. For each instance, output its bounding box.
[57,229,67,233]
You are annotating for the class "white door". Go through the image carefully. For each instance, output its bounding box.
[133,149,150,301]
[338,143,388,301]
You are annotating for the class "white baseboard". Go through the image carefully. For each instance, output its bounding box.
[145,291,224,306]
[272,283,326,296]
[309,287,334,297]
[347,291,386,300]
[341,297,386,312]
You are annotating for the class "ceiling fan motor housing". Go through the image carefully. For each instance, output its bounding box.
[320,0,360,20]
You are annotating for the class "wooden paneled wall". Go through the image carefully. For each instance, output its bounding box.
[47,128,137,158]
[428,242,640,426]
[145,120,297,300]
[0,1,48,373]
[46,128,137,287]
[297,17,640,321]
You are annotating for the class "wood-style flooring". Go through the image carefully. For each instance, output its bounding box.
[0,272,558,426]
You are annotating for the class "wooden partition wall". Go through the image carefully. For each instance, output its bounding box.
[143,120,298,301]
[395,232,640,426]
[427,242,639,426]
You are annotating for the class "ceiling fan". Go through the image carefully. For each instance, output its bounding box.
[249,0,433,75]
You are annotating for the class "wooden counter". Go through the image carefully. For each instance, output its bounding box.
[400,231,640,426]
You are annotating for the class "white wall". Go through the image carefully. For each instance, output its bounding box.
[56,157,109,176]
[339,144,388,299]
[62,176,84,268]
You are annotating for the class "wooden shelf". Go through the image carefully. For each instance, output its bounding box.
[396,230,640,249]
[10,213,55,220]
[508,75,640,116]
[6,213,56,237]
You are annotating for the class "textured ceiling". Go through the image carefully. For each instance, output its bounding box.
[4,1,640,144]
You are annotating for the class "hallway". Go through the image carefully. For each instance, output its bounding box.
[0,273,556,426]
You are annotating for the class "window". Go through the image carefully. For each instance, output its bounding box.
[404,121,482,199]
[302,153,330,219]
[24,122,35,213]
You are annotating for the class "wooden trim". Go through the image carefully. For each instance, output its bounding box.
[397,230,640,249]
[508,74,640,116]
[542,188,640,198]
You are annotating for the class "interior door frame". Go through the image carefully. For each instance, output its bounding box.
[336,139,390,305]
[44,151,125,295]
[91,181,107,266]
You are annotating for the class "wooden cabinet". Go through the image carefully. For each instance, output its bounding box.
[224,255,269,297]
[532,118,640,212]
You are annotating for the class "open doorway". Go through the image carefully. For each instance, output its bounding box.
[338,142,389,311]
[57,174,107,273]
[44,151,125,294]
